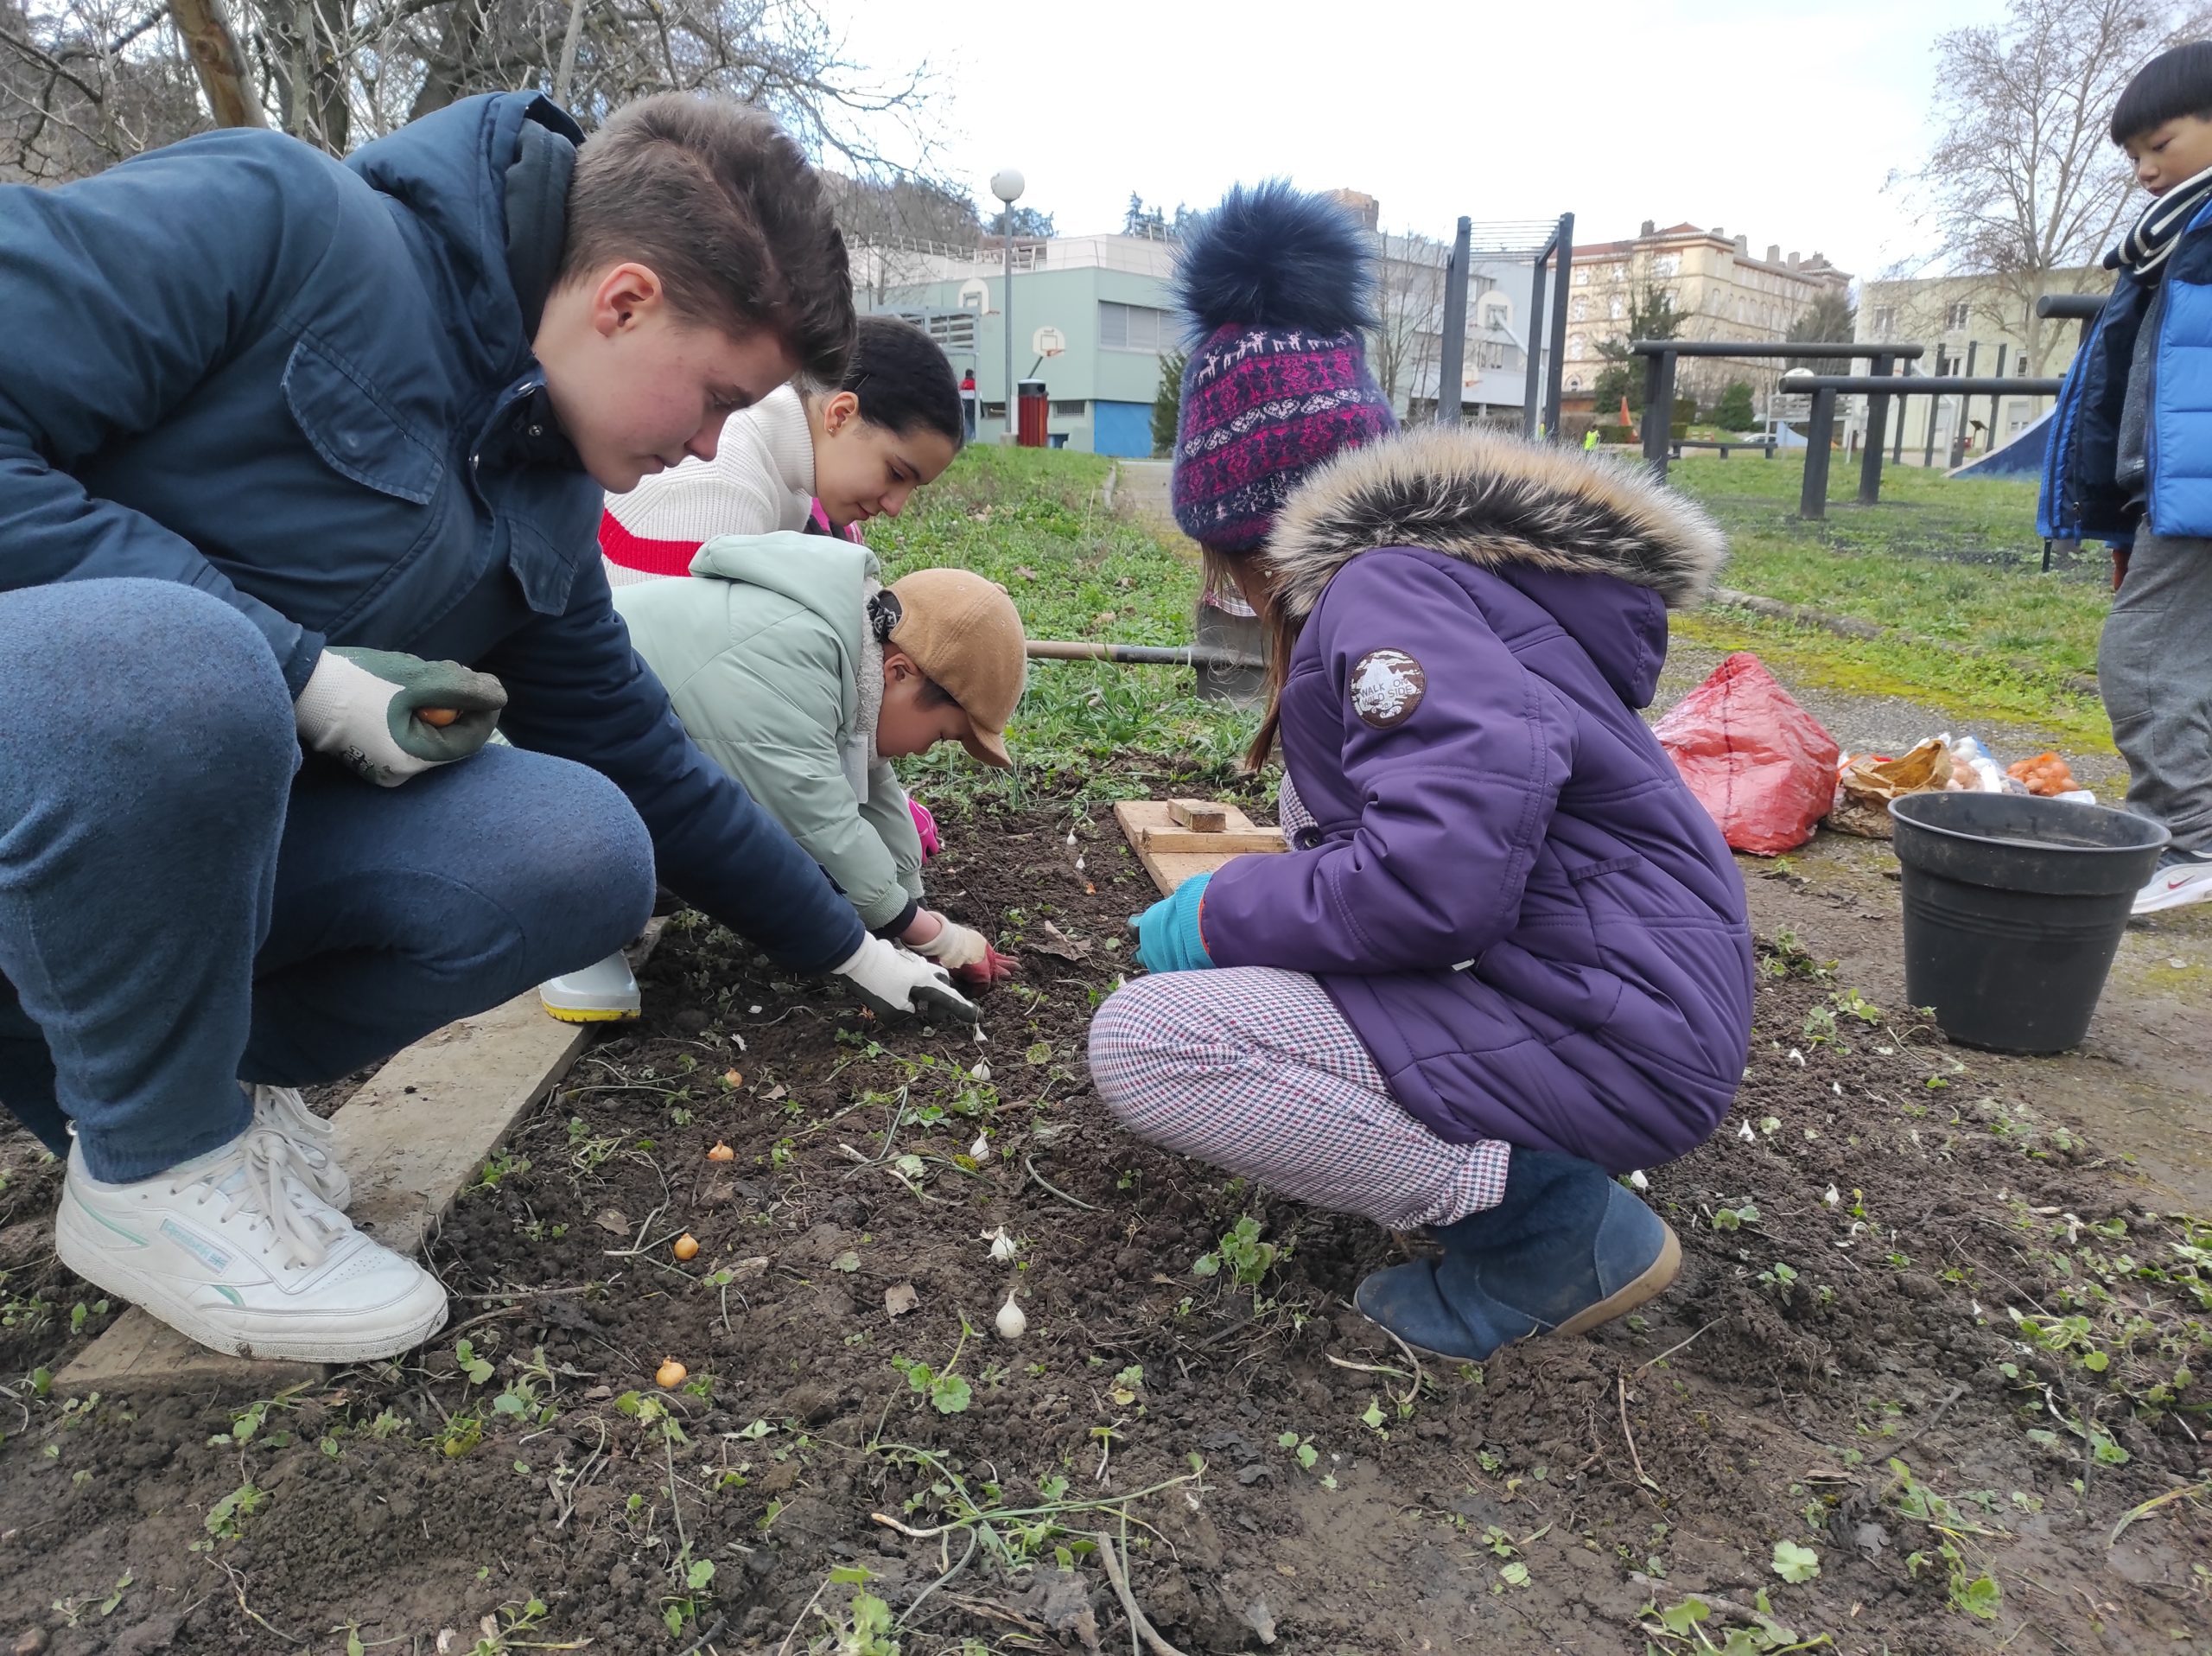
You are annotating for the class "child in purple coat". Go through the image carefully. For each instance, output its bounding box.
[1089,185,1755,1362]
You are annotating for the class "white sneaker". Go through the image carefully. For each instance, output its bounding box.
[250,1084,350,1210]
[539,951,641,1023]
[2132,850,2212,915]
[54,1124,447,1363]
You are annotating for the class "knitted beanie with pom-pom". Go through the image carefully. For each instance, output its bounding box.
[1169,182,1398,553]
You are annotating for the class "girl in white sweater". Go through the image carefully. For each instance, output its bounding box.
[600,315,964,585]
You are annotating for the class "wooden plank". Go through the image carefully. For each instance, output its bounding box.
[1167,799,1228,831]
[60,924,664,1393]
[1114,799,1286,896]
[1141,828,1286,857]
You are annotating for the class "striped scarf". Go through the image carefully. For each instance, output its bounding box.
[2109,162,2212,277]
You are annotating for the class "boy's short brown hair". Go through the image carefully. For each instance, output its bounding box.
[562,93,854,385]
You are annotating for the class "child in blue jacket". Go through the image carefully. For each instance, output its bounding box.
[2043,41,2212,914]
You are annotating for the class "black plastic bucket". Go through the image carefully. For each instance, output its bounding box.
[1889,792,2168,1054]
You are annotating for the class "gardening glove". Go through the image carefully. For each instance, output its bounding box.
[295,647,506,787]
[912,919,1020,991]
[909,915,991,969]
[908,796,942,861]
[835,933,980,1023]
[1131,872,1213,974]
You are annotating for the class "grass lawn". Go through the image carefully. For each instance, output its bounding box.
[870,443,2119,811]
[1664,454,2115,750]
[867,444,1260,808]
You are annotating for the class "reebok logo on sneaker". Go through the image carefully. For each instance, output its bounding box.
[159,1218,231,1272]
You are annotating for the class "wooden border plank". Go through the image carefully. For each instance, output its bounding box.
[1113,800,1283,896]
[59,924,665,1392]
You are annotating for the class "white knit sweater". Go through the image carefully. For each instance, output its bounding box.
[601,385,817,587]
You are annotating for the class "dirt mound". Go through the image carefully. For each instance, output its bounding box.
[0,792,2204,1653]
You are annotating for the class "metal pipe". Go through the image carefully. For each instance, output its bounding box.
[1923,347,1941,469]
[1780,374,2063,396]
[1857,353,1893,505]
[1521,224,1552,441]
[1542,212,1573,439]
[1988,342,2008,449]
[1630,340,1924,360]
[1026,639,1265,671]
[1641,351,1668,470]
[1799,386,1837,519]
[1434,217,1471,427]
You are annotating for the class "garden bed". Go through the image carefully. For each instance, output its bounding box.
[0,787,2205,1653]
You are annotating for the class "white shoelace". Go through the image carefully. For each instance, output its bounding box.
[174,1124,346,1272]
[251,1084,335,1151]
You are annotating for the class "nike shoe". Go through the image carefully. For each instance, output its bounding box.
[2132,850,2212,916]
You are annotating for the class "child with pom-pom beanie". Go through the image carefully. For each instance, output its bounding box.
[1089,183,1755,1366]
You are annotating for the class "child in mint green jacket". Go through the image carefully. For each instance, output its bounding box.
[540,533,1026,1016]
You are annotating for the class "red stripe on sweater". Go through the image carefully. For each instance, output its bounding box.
[599,511,702,577]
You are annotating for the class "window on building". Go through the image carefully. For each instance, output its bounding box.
[1871,305,1896,340]
[1098,301,1174,353]
[1050,399,1087,417]
[2016,358,2031,376]
[897,311,976,353]
[1651,253,1679,278]
[981,402,1007,420]
[1569,297,1588,322]
[1608,294,1625,321]
[1946,301,1971,330]
[1573,267,1590,285]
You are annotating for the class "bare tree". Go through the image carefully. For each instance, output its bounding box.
[1,0,207,179]
[1369,227,1446,411]
[4,0,946,187]
[1909,0,2212,373]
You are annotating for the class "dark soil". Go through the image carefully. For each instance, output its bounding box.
[0,791,2206,1655]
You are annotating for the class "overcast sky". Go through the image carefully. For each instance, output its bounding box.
[815,0,2019,288]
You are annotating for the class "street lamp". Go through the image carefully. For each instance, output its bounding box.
[991,168,1025,441]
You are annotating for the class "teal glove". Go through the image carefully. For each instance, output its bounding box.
[1131,872,1214,973]
[294,646,507,787]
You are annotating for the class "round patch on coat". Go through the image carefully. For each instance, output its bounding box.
[1351,649,1427,729]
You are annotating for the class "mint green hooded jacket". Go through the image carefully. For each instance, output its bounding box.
[611,535,925,933]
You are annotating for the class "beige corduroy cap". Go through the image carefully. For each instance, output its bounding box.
[883,569,1027,767]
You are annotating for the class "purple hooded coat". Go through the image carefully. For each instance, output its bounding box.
[1198,430,1755,1172]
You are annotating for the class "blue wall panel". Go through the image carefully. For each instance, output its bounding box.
[1092,400,1154,458]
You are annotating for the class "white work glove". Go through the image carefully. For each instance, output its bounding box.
[835,934,980,1023]
[295,647,507,787]
[908,916,992,970]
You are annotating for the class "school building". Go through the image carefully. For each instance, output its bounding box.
[1562,220,1853,410]
[854,232,1184,456]
[1854,269,2108,459]
[850,203,1537,456]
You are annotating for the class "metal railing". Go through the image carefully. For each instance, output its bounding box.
[1629,340,1923,481]
[1519,215,1575,440]
[1781,371,2063,519]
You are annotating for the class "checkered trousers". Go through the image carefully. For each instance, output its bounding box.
[1088,966,1510,1230]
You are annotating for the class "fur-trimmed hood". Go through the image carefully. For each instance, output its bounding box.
[1265,427,1726,621]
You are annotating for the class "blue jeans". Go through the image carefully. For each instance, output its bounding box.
[0,580,655,1181]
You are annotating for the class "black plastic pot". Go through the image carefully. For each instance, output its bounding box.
[1889,792,2168,1054]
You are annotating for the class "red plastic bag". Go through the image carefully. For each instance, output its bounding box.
[1653,653,1839,856]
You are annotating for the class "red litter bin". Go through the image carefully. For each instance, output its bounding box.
[1017,379,1048,448]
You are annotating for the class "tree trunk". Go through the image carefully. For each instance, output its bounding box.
[168,0,264,128]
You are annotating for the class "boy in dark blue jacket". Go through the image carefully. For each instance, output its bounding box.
[2042,41,2212,914]
[0,93,973,1365]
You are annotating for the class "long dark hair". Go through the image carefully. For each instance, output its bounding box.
[1203,544,1303,772]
